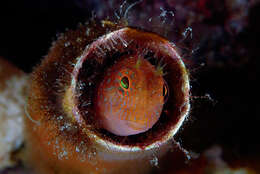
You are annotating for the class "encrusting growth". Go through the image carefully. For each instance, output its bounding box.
[24,18,190,174]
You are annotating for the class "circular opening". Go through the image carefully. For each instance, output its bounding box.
[72,27,190,148]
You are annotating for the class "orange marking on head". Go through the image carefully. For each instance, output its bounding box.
[96,55,166,136]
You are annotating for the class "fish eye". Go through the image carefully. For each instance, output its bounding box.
[163,84,167,96]
[163,81,169,102]
[120,76,129,89]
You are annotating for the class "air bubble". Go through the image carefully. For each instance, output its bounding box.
[182,27,193,39]
[58,150,68,160]
[57,115,63,120]
[76,38,82,43]
[150,155,159,167]
[76,146,80,152]
[159,7,174,24]
[86,28,91,36]
[64,42,71,47]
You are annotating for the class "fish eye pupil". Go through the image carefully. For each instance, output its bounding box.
[120,76,129,89]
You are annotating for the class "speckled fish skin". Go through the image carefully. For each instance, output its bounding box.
[96,56,165,136]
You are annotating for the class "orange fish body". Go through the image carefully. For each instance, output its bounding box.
[96,56,165,136]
